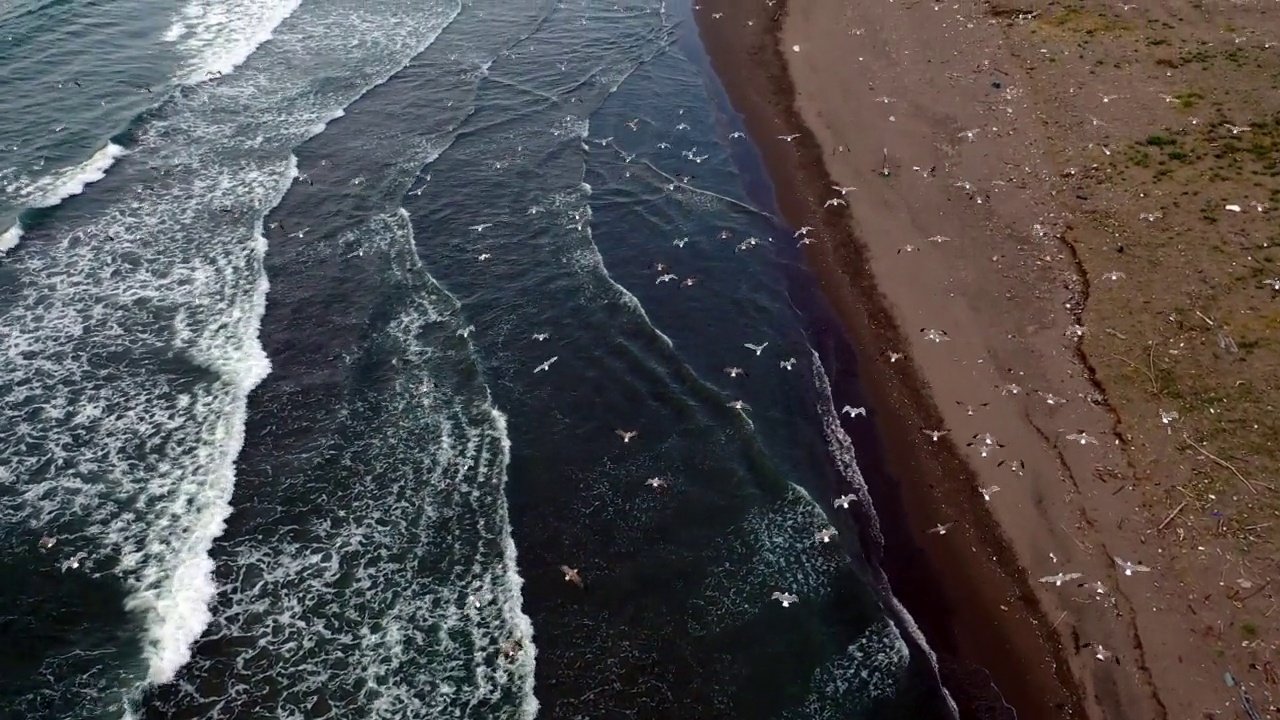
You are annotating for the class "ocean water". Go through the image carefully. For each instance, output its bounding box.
[0,0,959,717]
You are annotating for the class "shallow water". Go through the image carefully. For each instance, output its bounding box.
[0,0,957,717]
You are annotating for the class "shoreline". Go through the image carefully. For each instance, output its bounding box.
[691,1,1155,719]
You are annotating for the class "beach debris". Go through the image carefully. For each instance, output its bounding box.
[1065,324,1087,340]
[815,528,838,544]
[724,367,745,377]
[656,273,677,284]
[560,565,584,587]
[1101,271,1126,281]
[927,523,954,535]
[1080,580,1109,595]
[1159,409,1179,425]
[841,405,867,419]
[956,401,990,415]
[980,485,1001,501]
[1065,431,1098,445]
[779,358,797,370]
[1040,391,1066,405]
[615,429,638,443]
[998,383,1022,395]
[833,494,857,509]
[728,400,749,411]
[923,429,948,442]
[1226,204,1243,213]
[1113,557,1152,576]
[644,477,669,490]
[1039,572,1083,586]
[744,342,768,356]
[1225,672,1264,720]
[534,356,558,373]
[824,197,847,207]
[897,244,918,254]
[532,332,550,341]
[920,328,950,343]
[771,591,799,607]
[37,535,56,551]
[777,134,800,142]
[1084,643,1112,662]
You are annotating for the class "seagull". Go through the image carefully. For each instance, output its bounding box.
[728,400,749,410]
[675,123,690,130]
[833,494,857,509]
[469,223,493,232]
[744,342,768,355]
[656,142,671,149]
[926,523,954,535]
[777,134,800,142]
[923,429,948,442]
[824,198,847,207]
[477,253,492,261]
[532,333,550,341]
[779,358,797,370]
[979,485,1001,501]
[1040,392,1065,405]
[794,226,814,237]
[653,262,670,273]
[626,118,640,130]
[458,325,475,338]
[797,237,816,246]
[1080,580,1109,595]
[38,536,56,550]
[645,476,669,490]
[724,367,745,377]
[1114,557,1152,576]
[1038,572,1083,587]
[560,565,584,587]
[1102,271,1126,281]
[616,429,638,443]
[770,591,799,607]
[897,244,918,254]
[735,238,760,252]
[672,237,688,247]
[1065,431,1098,445]
[973,432,999,446]
[832,185,856,195]
[841,405,867,419]
[815,528,838,543]
[534,356,558,373]
[61,552,88,571]
[921,328,949,342]
[729,131,745,138]
[956,401,989,415]
[998,383,1022,395]
[656,274,677,284]
[887,351,905,362]
[680,277,698,287]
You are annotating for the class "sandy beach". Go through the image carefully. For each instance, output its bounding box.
[696,0,1280,718]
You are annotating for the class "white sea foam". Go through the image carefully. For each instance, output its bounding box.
[170,0,303,84]
[1,0,469,709]
[810,348,883,547]
[0,223,22,254]
[16,142,129,210]
[784,620,910,719]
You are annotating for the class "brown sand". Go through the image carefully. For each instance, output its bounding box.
[695,0,1280,718]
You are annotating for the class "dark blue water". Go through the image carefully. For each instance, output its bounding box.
[0,0,958,717]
